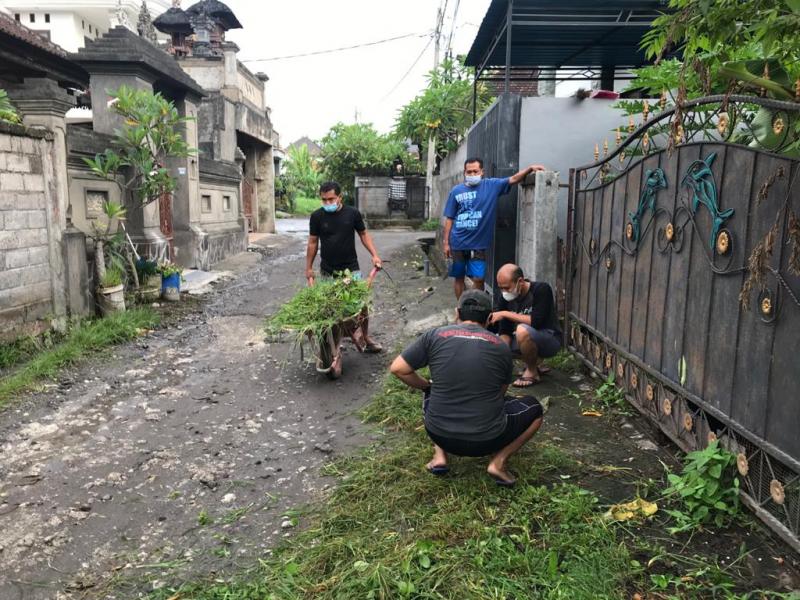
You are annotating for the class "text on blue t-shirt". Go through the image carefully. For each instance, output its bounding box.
[442,177,511,250]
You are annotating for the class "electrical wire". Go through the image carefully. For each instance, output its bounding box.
[445,0,461,57]
[241,32,430,63]
[380,34,435,100]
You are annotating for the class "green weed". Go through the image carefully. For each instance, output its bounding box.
[543,349,582,374]
[662,440,740,533]
[594,373,627,411]
[0,309,159,408]
[291,196,321,216]
[418,218,440,231]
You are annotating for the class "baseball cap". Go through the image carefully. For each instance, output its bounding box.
[458,290,493,321]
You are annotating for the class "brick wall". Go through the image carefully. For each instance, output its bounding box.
[0,124,56,337]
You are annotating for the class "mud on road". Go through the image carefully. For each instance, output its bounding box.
[0,228,438,599]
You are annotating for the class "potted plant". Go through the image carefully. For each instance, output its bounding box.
[136,258,161,301]
[157,260,183,302]
[98,266,125,315]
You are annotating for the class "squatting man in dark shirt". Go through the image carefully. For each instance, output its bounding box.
[489,264,562,387]
[390,290,544,487]
[305,181,383,353]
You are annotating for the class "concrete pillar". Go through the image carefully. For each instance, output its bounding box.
[256,145,275,233]
[8,79,76,325]
[88,73,152,136]
[537,69,556,97]
[171,96,202,268]
[517,170,559,287]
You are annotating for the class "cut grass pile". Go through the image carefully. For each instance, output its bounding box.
[265,276,371,343]
[0,308,158,407]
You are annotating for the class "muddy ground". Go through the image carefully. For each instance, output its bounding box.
[0,221,797,599]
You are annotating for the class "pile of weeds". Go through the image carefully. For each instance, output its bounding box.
[0,308,158,407]
[265,274,371,345]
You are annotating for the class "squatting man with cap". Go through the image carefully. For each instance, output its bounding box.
[389,290,544,487]
[442,158,547,299]
[489,264,562,388]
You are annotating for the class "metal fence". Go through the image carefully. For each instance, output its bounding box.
[566,95,800,552]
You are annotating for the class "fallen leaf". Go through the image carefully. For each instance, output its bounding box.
[604,498,658,522]
[582,410,603,417]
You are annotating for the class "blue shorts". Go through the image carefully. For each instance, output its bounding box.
[510,325,562,359]
[449,250,487,279]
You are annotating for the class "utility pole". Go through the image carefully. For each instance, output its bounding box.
[424,1,445,220]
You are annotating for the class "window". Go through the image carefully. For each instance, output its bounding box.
[14,14,20,21]
[45,14,50,23]
[223,195,232,211]
[82,20,85,29]
[89,24,92,33]
[201,195,212,213]
[29,14,35,23]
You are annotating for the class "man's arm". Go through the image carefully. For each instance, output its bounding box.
[489,310,532,327]
[442,217,454,258]
[357,230,382,268]
[509,163,547,186]
[305,235,319,285]
[390,355,431,391]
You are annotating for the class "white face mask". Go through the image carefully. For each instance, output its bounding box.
[501,280,520,302]
[465,175,482,186]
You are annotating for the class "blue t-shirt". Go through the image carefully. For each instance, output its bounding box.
[443,177,511,250]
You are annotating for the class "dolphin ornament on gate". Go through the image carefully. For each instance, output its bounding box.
[627,168,667,243]
[682,153,735,251]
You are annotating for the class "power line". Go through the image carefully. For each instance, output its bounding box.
[380,35,434,101]
[241,32,430,63]
[445,0,461,57]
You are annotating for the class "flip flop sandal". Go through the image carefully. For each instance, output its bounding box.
[512,376,539,388]
[538,365,552,375]
[364,341,383,354]
[427,465,450,476]
[490,475,516,488]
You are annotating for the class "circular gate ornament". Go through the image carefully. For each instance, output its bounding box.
[717,112,730,136]
[605,354,613,370]
[626,222,634,241]
[646,384,655,402]
[707,431,718,444]
[761,296,773,316]
[630,372,638,388]
[770,480,786,505]
[594,345,602,361]
[773,115,786,135]
[737,453,749,476]
[683,413,693,431]
[716,230,731,255]
[590,238,597,254]
[665,222,675,242]
[663,397,672,416]
[617,362,625,379]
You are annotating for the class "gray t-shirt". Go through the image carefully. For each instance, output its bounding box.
[401,323,514,441]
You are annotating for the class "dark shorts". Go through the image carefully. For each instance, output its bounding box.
[424,396,543,457]
[449,250,487,279]
[510,325,562,359]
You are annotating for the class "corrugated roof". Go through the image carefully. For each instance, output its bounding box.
[466,0,669,72]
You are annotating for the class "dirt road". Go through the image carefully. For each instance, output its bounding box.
[0,224,436,599]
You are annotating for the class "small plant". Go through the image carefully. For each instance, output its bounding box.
[418,218,440,231]
[0,89,21,124]
[136,258,159,279]
[197,509,212,526]
[156,260,183,279]
[100,266,124,288]
[594,373,626,410]
[662,440,740,533]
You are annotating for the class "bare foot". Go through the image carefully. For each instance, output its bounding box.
[487,463,516,486]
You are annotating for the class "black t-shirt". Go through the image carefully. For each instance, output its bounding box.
[401,323,514,441]
[309,205,366,274]
[498,280,561,336]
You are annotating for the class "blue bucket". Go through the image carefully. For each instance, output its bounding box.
[161,272,181,301]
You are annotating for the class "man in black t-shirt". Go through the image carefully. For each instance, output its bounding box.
[390,290,544,487]
[306,181,383,352]
[489,264,562,388]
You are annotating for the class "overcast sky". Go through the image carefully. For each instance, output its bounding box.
[224,0,493,147]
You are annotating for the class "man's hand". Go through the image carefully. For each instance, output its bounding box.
[372,255,382,269]
[488,311,508,325]
[528,164,546,173]
[443,242,452,259]
[305,267,315,286]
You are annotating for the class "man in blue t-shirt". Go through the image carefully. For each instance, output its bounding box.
[443,157,546,299]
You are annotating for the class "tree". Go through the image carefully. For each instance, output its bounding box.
[319,123,405,201]
[395,58,494,170]
[84,86,194,283]
[284,144,323,200]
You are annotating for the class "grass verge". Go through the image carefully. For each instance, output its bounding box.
[0,308,159,408]
[292,196,320,216]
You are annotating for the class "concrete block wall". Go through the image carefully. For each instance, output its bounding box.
[0,126,56,337]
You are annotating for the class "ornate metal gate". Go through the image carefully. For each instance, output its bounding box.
[566,96,800,551]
